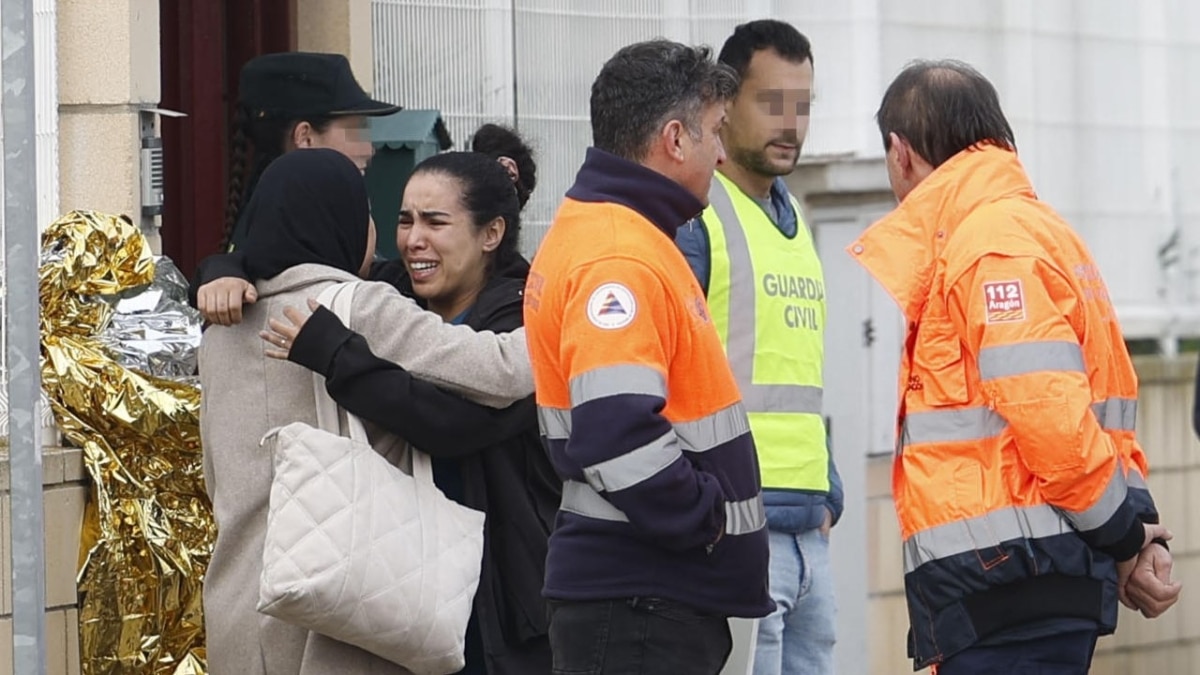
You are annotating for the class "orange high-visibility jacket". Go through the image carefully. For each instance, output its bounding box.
[524,148,773,619]
[850,146,1158,669]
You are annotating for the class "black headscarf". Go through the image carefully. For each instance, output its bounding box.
[239,148,371,280]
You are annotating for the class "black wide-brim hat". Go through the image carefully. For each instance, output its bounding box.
[240,52,401,120]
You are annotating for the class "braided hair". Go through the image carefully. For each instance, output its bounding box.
[218,106,334,252]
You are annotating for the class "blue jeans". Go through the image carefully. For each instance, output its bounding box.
[752,528,836,675]
[937,629,1098,674]
[547,597,732,675]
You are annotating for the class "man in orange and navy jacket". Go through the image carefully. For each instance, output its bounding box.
[850,60,1182,673]
[524,40,772,675]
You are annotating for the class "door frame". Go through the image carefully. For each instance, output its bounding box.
[159,0,296,278]
[809,199,896,675]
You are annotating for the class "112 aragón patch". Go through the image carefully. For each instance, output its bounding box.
[983,280,1026,323]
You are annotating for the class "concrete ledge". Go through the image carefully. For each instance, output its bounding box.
[788,155,891,198]
[0,448,85,491]
[1133,353,1198,383]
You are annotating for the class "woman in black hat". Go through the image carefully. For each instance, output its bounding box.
[221,52,401,252]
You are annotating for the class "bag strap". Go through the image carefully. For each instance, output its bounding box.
[310,280,436,487]
[312,282,370,445]
[409,438,435,487]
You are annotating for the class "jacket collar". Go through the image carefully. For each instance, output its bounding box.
[713,172,799,236]
[566,147,705,238]
[467,257,530,326]
[848,145,1037,321]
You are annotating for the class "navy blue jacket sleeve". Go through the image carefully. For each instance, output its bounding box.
[824,436,844,525]
[557,258,728,552]
[675,217,711,295]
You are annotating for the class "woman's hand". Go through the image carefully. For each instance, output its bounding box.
[260,298,321,360]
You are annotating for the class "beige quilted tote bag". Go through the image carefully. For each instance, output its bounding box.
[258,281,486,675]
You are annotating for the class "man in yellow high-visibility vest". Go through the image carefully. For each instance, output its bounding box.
[675,20,841,675]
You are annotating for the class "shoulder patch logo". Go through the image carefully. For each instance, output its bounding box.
[587,283,637,329]
[983,280,1026,323]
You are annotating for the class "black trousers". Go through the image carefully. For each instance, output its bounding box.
[547,597,732,675]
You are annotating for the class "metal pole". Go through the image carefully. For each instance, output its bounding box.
[2,0,47,671]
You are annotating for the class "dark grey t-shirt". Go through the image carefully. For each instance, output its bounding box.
[751,195,781,226]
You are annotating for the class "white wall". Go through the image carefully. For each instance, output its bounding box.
[792,0,1200,338]
[373,0,1200,339]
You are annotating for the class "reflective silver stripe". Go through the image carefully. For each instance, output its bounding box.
[902,406,1008,446]
[978,341,1085,381]
[583,432,681,492]
[901,398,1136,449]
[1092,397,1137,432]
[1060,463,1128,532]
[543,401,753,452]
[903,504,1072,573]
[538,406,571,440]
[673,402,751,453]
[725,496,767,536]
[739,385,823,415]
[561,480,767,538]
[1127,469,1148,490]
[707,178,824,416]
[560,480,629,522]
[569,364,666,406]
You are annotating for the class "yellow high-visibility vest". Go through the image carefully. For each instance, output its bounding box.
[703,172,828,492]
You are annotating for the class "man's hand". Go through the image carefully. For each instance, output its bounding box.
[1125,542,1182,618]
[1117,523,1172,610]
[819,508,833,539]
[198,277,257,326]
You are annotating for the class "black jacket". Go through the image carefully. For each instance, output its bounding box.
[288,255,557,674]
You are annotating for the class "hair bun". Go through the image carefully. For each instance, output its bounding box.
[471,123,537,208]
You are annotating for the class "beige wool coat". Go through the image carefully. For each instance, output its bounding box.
[199,264,533,675]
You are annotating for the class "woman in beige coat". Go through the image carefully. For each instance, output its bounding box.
[198,148,533,674]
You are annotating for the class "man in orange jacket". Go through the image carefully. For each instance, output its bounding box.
[850,60,1182,673]
[524,40,773,675]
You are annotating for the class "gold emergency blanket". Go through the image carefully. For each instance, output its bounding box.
[39,211,211,675]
